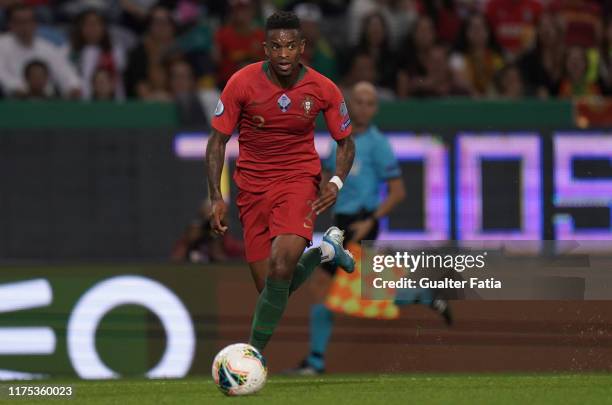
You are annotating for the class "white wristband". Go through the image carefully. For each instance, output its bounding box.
[329,176,343,190]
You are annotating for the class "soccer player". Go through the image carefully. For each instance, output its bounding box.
[205,11,356,353]
[291,81,453,375]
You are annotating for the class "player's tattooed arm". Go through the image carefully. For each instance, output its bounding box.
[312,135,355,214]
[205,128,231,235]
[334,135,356,182]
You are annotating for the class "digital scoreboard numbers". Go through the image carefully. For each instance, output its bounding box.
[176,132,612,244]
[382,135,449,241]
[455,134,542,243]
[553,134,612,242]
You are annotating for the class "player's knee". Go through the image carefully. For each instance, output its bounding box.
[268,255,294,281]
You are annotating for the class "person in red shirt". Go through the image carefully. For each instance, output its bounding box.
[549,0,602,48]
[206,11,356,354]
[485,0,542,57]
[213,0,265,88]
[419,0,462,45]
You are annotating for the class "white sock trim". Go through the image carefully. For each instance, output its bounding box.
[319,241,335,263]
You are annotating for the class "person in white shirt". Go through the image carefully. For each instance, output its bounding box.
[0,5,81,98]
[69,10,126,100]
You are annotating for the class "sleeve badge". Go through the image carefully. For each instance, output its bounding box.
[214,100,225,116]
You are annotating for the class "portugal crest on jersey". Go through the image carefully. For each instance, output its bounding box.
[301,96,313,116]
[278,94,291,112]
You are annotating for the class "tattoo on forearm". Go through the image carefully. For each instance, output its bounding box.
[335,136,355,181]
[205,130,230,200]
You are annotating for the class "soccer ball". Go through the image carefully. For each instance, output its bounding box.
[211,343,267,396]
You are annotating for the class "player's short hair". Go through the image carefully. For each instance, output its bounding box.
[265,11,301,32]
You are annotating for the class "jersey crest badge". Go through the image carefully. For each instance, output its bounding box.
[302,96,313,116]
[278,94,291,112]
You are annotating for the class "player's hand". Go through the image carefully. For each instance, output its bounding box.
[349,217,376,243]
[312,182,338,215]
[210,198,229,236]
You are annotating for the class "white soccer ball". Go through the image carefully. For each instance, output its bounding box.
[211,343,267,396]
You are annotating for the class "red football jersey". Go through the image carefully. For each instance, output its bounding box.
[486,0,542,56]
[211,61,352,192]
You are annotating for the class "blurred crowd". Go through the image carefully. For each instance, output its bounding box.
[171,200,244,263]
[0,0,611,123]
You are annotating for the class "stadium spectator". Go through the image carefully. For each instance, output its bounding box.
[56,0,120,22]
[558,45,601,98]
[599,18,612,95]
[396,15,437,97]
[443,0,482,19]
[0,0,54,31]
[140,62,173,101]
[408,44,470,97]
[168,59,209,126]
[175,12,216,85]
[22,59,51,99]
[496,63,526,98]
[173,0,206,28]
[346,0,392,47]
[213,0,265,89]
[293,3,338,81]
[347,12,397,93]
[450,13,504,97]
[341,52,395,100]
[550,0,602,48]
[123,5,176,98]
[2,0,610,102]
[70,10,126,100]
[171,200,244,263]
[0,4,81,98]
[517,12,564,98]
[485,0,542,58]
[118,0,170,33]
[346,0,413,49]
[91,67,116,100]
[0,0,19,10]
[386,0,419,48]
[420,0,461,45]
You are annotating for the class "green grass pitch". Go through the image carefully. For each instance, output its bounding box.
[4,374,612,404]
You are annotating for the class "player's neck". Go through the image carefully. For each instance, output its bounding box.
[267,63,303,89]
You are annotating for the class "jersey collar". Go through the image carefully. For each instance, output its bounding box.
[262,61,307,88]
